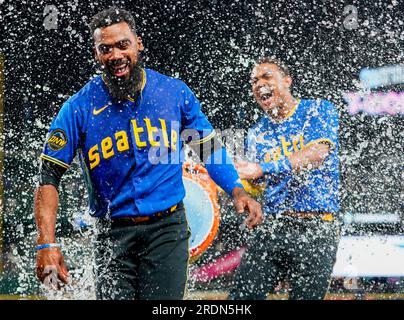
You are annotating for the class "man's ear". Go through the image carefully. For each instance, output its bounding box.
[93,46,100,63]
[284,75,293,88]
[137,35,145,52]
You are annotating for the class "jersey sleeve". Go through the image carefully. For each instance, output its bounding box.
[40,101,85,170]
[180,83,215,145]
[245,127,259,162]
[304,100,339,151]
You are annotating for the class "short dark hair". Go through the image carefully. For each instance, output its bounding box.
[89,7,137,36]
[255,57,290,77]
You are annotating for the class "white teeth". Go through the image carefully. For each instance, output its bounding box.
[258,87,273,101]
[259,87,271,95]
[115,65,127,74]
[114,63,128,71]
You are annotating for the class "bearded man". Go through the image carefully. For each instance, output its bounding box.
[34,7,263,300]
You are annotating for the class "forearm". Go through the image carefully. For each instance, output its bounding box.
[34,185,59,244]
[205,147,244,195]
[288,142,330,173]
[188,134,244,195]
[257,142,331,176]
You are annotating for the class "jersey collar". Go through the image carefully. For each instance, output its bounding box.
[268,98,301,124]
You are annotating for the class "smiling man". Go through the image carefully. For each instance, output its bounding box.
[229,57,341,300]
[94,18,144,102]
[34,7,263,300]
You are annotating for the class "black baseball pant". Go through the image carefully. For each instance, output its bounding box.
[93,202,191,300]
[229,215,341,300]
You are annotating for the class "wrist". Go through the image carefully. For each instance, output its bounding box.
[255,164,264,178]
[232,186,247,198]
[35,243,61,251]
[36,236,56,245]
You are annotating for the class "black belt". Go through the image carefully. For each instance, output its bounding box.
[111,201,183,225]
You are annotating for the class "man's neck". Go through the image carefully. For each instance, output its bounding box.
[268,95,298,121]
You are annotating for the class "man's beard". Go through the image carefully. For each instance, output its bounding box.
[102,58,143,102]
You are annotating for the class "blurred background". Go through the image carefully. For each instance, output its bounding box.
[0,0,403,299]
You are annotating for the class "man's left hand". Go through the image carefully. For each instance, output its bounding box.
[232,187,264,229]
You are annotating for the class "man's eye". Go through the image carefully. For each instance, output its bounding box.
[99,45,112,54]
[263,73,273,80]
[250,79,258,85]
[117,41,129,50]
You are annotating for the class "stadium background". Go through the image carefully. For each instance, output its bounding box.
[0,0,403,299]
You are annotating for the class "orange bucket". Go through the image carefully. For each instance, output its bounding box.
[182,163,220,262]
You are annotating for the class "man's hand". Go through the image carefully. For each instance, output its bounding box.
[235,161,264,180]
[36,247,69,289]
[289,142,331,173]
[232,187,264,229]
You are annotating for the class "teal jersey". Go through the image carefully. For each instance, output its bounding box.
[40,68,241,218]
[246,99,340,215]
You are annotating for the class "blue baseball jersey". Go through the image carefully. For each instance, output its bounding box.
[246,99,340,216]
[41,68,216,218]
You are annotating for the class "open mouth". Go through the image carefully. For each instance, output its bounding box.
[111,61,130,77]
[258,86,274,102]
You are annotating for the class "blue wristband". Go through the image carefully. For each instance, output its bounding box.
[35,243,61,251]
[260,157,292,176]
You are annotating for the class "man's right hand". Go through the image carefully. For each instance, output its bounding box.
[36,248,70,288]
[232,187,264,229]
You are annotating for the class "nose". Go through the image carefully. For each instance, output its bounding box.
[109,47,124,61]
[253,81,265,92]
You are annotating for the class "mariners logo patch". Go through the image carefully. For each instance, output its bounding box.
[47,129,68,151]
